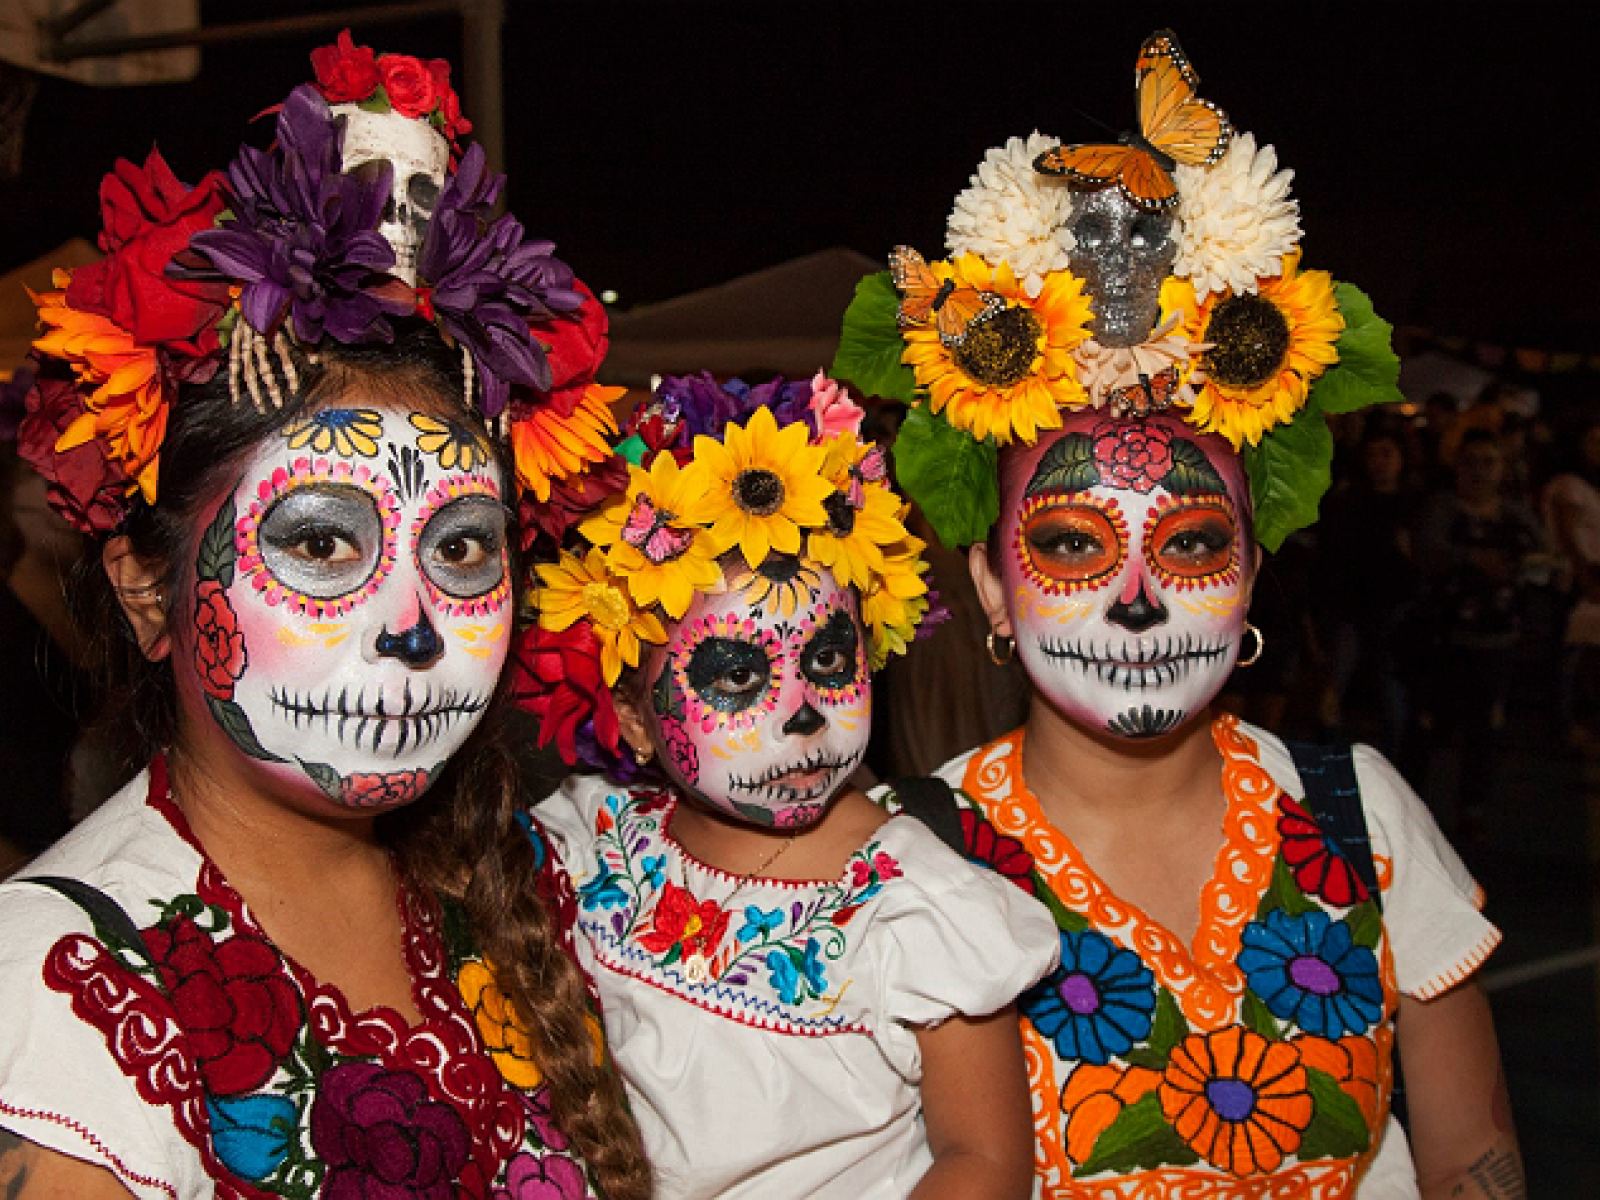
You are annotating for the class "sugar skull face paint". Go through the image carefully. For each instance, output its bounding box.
[174,402,510,810]
[994,410,1252,738]
[644,563,870,828]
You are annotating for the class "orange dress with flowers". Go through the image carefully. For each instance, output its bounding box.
[931,715,1500,1198]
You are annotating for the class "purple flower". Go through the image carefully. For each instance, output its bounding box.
[182,85,406,345]
[916,587,952,639]
[309,1061,471,1200]
[651,373,817,448]
[493,1150,591,1200]
[417,144,584,419]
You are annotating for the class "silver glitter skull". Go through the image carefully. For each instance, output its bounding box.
[333,104,449,286]
[1066,187,1178,347]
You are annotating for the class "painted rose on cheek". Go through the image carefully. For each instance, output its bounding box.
[193,580,248,699]
[997,411,1252,739]
[645,562,870,829]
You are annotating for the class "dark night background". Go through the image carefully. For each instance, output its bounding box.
[4,0,1598,355]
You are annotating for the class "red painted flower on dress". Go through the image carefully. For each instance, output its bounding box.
[193,580,248,700]
[1091,419,1174,493]
[140,913,302,1096]
[636,881,729,961]
[1277,795,1370,906]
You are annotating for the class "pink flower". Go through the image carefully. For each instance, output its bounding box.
[808,371,864,439]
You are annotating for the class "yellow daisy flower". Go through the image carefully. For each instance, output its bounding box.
[510,382,621,503]
[579,452,724,620]
[901,254,1094,446]
[1179,252,1344,449]
[536,547,666,685]
[284,407,385,459]
[727,554,824,618]
[681,405,832,569]
[408,413,492,470]
[862,541,931,668]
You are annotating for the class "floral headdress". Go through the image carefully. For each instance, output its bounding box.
[833,31,1403,552]
[511,371,941,770]
[8,30,617,536]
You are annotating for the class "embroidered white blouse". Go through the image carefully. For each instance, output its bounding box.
[536,774,1060,1199]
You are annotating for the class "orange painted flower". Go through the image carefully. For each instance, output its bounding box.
[457,959,542,1088]
[1294,1033,1382,1131]
[1060,1062,1160,1165]
[509,381,620,503]
[1159,1025,1313,1175]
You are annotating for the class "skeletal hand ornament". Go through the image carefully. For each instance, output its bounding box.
[1067,187,1178,348]
[333,104,449,285]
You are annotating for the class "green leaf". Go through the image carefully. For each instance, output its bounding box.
[892,404,998,547]
[1036,885,1090,933]
[615,433,648,465]
[1344,901,1382,950]
[1261,856,1318,918]
[357,86,391,114]
[1243,398,1333,552]
[830,271,917,402]
[1312,283,1404,415]
[207,695,286,762]
[196,492,238,586]
[1298,1066,1372,1160]
[1122,1045,1169,1070]
[1078,1092,1200,1176]
[1163,436,1228,496]
[1146,988,1188,1058]
[1242,990,1283,1039]
[1024,433,1099,498]
[297,760,342,800]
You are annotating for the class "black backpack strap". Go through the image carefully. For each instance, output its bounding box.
[888,774,966,857]
[19,874,148,952]
[1283,741,1381,911]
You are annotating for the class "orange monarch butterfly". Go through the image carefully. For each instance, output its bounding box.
[1034,29,1231,212]
[888,245,1004,348]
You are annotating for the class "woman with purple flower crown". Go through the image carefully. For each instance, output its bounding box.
[514,370,1059,1196]
[833,29,1524,1200]
[0,32,649,1199]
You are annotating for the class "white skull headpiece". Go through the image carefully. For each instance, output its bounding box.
[333,104,449,286]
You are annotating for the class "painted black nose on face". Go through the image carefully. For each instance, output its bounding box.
[1107,584,1169,633]
[375,611,443,666]
[782,702,826,736]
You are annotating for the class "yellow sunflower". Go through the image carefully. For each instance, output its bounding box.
[681,404,832,568]
[1179,252,1344,449]
[579,452,724,620]
[901,254,1093,446]
[535,547,667,684]
[862,541,931,668]
[510,382,621,503]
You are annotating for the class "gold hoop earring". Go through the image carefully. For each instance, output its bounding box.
[986,630,1015,666]
[1236,623,1265,668]
[632,744,653,767]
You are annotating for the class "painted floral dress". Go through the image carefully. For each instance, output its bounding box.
[0,760,602,1200]
[534,774,1059,1200]
[929,715,1500,1199]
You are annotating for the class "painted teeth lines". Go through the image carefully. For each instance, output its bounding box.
[267,683,487,754]
[729,747,861,804]
[1036,634,1228,689]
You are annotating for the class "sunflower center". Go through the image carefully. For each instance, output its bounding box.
[1205,1078,1257,1123]
[1288,954,1342,996]
[733,468,785,516]
[823,492,857,536]
[1057,972,1101,1016]
[758,553,803,583]
[581,581,631,631]
[1203,293,1292,388]
[952,306,1042,388]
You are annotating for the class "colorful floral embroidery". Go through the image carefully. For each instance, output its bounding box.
[1277,795,1370,906]
[1239,910,1382,1039]
[1023,929,1156,1065]
[1158,1026,1312,1175]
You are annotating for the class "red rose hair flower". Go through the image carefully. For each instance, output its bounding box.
[509,622,620,764]
[309,29,381,103]
[377,53,437,119]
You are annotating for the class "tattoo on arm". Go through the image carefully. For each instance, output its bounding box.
[1449,1146,1527,1200]
[0,1128,36,1200]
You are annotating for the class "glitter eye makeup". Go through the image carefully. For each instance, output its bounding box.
[410,476,509,616]
[686,637,773,715]
[1016,494,1129,594]
[801,609,863,701]
[1144,496,1240,587]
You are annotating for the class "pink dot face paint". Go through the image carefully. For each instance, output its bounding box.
[172,403,512,810]
[645,564,871,829]
[996,410,1253,739]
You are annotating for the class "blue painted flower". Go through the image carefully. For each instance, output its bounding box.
[578,870,628,911]
[639,853,666,889]
[766,939,828,1005]
[737,905,784,943]
[1239,908,1384,1037]
[207,1093,297,1180]
[1021,929,1156,1065]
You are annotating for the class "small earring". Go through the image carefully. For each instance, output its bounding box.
[986,630,1015,666]
[632,744,653,767]
[1237,623,1265,668]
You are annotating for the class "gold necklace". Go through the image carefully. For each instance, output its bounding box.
[682,831,800,985]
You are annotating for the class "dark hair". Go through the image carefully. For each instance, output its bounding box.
[1457,428,1502,454]
[71,320,651,1198]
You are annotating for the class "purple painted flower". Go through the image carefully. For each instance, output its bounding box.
[182,85,407,346]
[309,1061,471,1200]
[493,1149,591,1200]
[416,143,583,418]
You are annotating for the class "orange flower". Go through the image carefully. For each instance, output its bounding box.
[457,959,542,1088]
[1294,1033,1382,1130]
[33,279,168,503]
[509,381,620,503]
[1159,1025,1313,1175]
[1061,1062,1160,1165]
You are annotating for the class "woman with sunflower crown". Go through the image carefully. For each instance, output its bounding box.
[514,370,1059,1197]
[0,32,651,1199]
[833,28,1522,1199]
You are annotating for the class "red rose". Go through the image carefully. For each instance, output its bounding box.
[339,768,432,809]
[1091,420,1174,493]
[310,29,381,102]
[509,623,619,764]
[16,372,129,534]
[193,579,247,699]
[64,149,230,356]
[377,53,437,118]
[637,882,730,959]
[310,1062,470,1197]
[425,58,472,140]
[516,452,628,549]
[533,280,609,417]
[141,915,302,1096]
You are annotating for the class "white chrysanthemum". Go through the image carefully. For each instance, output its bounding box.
[1173,131,1301,300]
[945,131,1075,298]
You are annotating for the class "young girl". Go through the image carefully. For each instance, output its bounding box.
[516,372,1059,1197]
